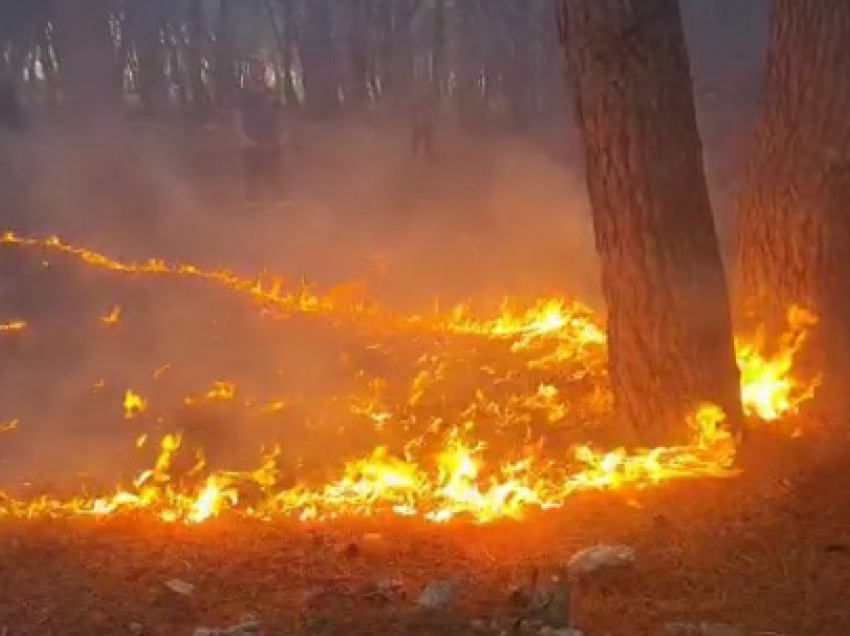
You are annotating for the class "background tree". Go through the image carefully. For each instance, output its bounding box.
[560,0,742,444]
[49,0,121,120]
[735,0,850,411]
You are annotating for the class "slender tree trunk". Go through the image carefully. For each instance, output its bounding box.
[735,0,850,412]
[187,0,210,113]
[561,0,742,444]
[432,0,446,93]
[301,0,337,119]
[277,0,300,105]
[214,0,236,105]
[342,0,370,107]
[50,0,121,121]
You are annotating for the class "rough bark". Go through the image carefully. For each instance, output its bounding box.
[561,0,742,444]
[735,0,850,412]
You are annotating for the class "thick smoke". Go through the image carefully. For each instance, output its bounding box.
[0,109,602,484]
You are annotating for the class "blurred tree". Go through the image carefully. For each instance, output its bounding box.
[301,0,337,118]
[560,0,742,444]
[50,0,122,119]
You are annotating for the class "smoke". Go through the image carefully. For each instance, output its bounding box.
[0,111,602,485]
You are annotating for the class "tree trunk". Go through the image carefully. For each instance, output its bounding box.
[432,0,446,93]
[561,0,742,444]
[187,0,210,113]
[214,0,236,105]
[277,0,300,105]
[735,0,850,412]
[50,0,121,121]
[301,0,337,119]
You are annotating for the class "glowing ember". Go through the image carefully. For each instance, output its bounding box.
[0,234,821,524]
[101,305,122,325]
[0,319,27,333]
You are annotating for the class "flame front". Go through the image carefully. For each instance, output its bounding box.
[0,234,820,524]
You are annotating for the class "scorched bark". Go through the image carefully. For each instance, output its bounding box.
[561,0,742,444]
[735,0,850,397]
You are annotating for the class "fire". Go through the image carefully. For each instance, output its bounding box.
[0,319,27,333]
[101,305,122,325]
[0,234,821,524]
[736,306,819,421]
[123,390,147,419]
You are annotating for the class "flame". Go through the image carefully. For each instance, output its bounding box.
[736,306,820,421]
[0,234,821,524]
[123,390,147,420]
[101,305,122,325]
[0,319,27,333]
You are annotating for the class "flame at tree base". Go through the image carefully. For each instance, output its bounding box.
[0,234,821,525]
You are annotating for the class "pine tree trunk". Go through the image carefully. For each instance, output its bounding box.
[51,0,121,120]
[561,0,742,444]
[735,0,850,412]
[214,0,236,105]
[301,0,337,119]
[187,0,210,113]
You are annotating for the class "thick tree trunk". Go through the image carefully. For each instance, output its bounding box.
[735,0,850,412]
[561,0,742,444]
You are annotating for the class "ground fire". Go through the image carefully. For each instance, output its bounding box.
[0,233,820,525]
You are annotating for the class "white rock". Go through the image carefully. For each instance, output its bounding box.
[164,578,195,596]
[417,576,463,609]
[540,628,584,636]
[193,619,260,636]
[664,622,743,636]
[567,544,635,577]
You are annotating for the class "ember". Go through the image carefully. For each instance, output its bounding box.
[0,235,819,524]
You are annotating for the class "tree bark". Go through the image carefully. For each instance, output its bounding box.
[561,0,742,444]
[735,0,850,411]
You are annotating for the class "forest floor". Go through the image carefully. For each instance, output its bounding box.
[0,431,848,636]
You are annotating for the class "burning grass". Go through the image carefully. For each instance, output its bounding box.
[0,233,822,525]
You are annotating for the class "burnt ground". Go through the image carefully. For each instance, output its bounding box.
[0,431,848,636]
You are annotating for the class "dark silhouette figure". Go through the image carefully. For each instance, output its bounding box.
[409,86,437,158]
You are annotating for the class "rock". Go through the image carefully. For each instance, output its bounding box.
[539,628,584,636]
[664,622,743,636]
[544,577,570,629]
[193,617,261,636]
[164,578,195,596]
[363,577,406,601]
[417,576,464,610]
[567,545,635,577]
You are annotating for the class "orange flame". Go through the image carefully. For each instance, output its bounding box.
[0,233,820,524]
